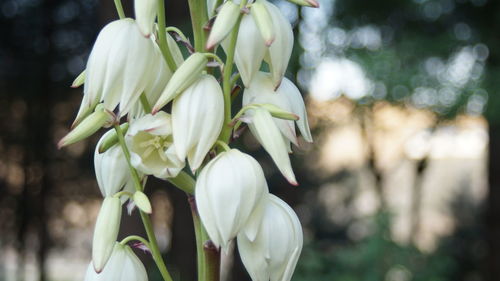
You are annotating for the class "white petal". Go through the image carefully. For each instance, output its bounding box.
[278,78,313,143]
[248,108,297,185]
[134,0,157,36]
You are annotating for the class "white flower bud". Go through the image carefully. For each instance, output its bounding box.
[195,149,269,250]
[172,74,224,171]
[83,19,160,117]
[152,53,208,112]
[206,1,241,49]
[262,1,293,88]
[126,112,185,179]
[251,0,275,46]
[92,197,122,273]
[94,130,131,197]
[243,72,312,144]
[223,14,266,87]
[237,194,303,281]
[246,107,297,185]
[134,0,157,37]
[85,243,148,281]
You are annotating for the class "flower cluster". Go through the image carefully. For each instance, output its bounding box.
[58,0,318,281]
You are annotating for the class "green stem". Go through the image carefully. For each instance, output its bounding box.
[189,196,207,281]
[218,8,244,144]
[214,140,231,152]
[204,241,220,281]
[156,0,178,71]
[167,171,196,194]
[114,0,125,19]
[140,93,152,113]
[114,124,174,281]
[120,235,151,249]
[188,0,208,52]
[166,26,190,43]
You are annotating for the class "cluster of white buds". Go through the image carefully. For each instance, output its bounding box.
[58,0,318,280]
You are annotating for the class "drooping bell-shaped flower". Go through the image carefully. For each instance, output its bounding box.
[243,72,312,144]
[222,14,266,87]
[172,74,224,171]
[195,149,269,250]
[83,18,159,117]
[94,130,131,197]
[134,0,156,37]
[126,112,185,179]
[262,1,294,88]
[85,243,148,281]
[237,194,303,281]
[92,197,122,273]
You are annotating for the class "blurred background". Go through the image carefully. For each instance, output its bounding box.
[1,0,499,280]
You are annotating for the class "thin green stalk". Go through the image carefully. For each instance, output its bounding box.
[218,8,244,144]
[114,0,125,19]
[189,196,206,281]
[114,124,174,281]
[204,241,220,281]
[157,0,178,71]
[188,0,208,52]
[140,94,152,113]
[120,235,151,249]
[168,171,196,194]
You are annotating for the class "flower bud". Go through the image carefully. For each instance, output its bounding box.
[126,112,185,179]
[251,0,275,46]
[133,191,152,214]
[238,194,303,281]
[71,70,85,88]
[98,123,129,153]
[246,107,297,185]
[152,53,208,112]
[134,0,157,37]
[172,74,224,171]
[195,149,269,250]
[206,1,241,49]
[58,105,115,149]
[92,197,122,273]
[84,243,148,281]
[94,130,131,197]
[259,104,299,121]
[285,0,319,7]
[222,14,266,87]
[262,1,293,88]
[83,19,160,117]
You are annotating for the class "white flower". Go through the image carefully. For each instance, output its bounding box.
[262,1,294,89]
[195,149,268,250]
[243,72,312,144]
[242,72,312,184]
[172,74,224,171]
[237,194,303,281]
[83,18,160,117]
[94,130,131,197]
[92,197,122,273]
[223,14,266,87]
[134,0,156,37]
[206,1,241,49]
[222,1,293,88]
[126,112,185,179]
[85,243,148,281]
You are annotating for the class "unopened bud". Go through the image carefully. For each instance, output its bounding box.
[133,191,152,214]
[92,197,122,273]
[71,70,86,88]
[286,0,319,8]
[98,123,129,154]
[206,1,241,49]
[259,104,299,120]
[134,0,157,37]
[152,53,208,112]
[58,105,115,149]
[251,0,275,46]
